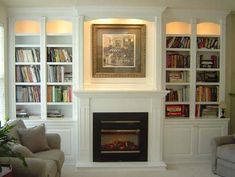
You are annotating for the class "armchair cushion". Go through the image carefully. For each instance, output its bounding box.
[217,144,235,163]
[11,144,34,157]
[17,123,50,153]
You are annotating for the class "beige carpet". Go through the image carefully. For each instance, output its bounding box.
[61,162,219,177]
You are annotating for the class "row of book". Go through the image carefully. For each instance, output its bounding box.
[16,86,40,102]
[196,71,219,82]
[166,53,190,68]
[197,37,220,49]
[47,48,72,62]
[195,104,218,118]
[165,105,189,117]
[16,48,40,62]
[166,37,190,49]
[197,54,219,68]
[166,87,189,102]
[47,86,72,102]
[48,66,72,83]
[16,66,40,82]
[196,86,219,102]
[166,71,189,83]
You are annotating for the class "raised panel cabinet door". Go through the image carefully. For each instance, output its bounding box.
[197,126,222,156]
[164,126,193,158]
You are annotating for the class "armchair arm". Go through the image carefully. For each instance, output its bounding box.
[46,133,61,149]
[0,157,47,177]
[211,135,235,173]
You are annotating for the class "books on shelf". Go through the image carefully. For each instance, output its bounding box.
[165,105,189,117]
[47,86,72,102]
[195,104,218,118]
[47,47,72,62]
[16,65,40,82]
[166,36,190,48]
[48,66,65,82]
[198,54,219,68]
[166,71,189,83]
[196,86,219,102]
[166,87,189,102]
[47,109,64,118]
[15,48,40,62]
[16,86,40,102]
[197,37,220,49]
[166,53,190,68]
[196,71,219,82]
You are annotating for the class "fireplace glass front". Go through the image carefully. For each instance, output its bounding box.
[93,112,148,162]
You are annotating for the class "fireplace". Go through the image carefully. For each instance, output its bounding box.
[93,112,148,162]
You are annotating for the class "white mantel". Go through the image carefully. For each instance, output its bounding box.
[74,90,168,169]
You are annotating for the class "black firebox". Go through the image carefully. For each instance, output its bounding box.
[93,112,148,162]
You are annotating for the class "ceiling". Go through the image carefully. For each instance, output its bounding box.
[0,0,235,11]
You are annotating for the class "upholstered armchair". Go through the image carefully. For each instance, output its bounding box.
[0,119,64,177]
[211,134,235,177]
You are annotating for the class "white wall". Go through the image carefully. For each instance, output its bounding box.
[0,3,8,119]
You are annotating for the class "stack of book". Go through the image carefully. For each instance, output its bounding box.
[198,54,219,68]
[166,87,189,102]
[48,66,65,82]
[15,48,40,62]
[165,105,189,117]
[196,71,219,82]
[166,37,190,48]
[16,66,40,82]
[16,86,40,102]
[16,109,29,118]
[166,53,190,68]
[196,86,219,102]
[166,71,188,83]
[195,105,218,118]
[47,86,72,102]
[47,109,64,118]
[47,48,72,62]
[197,37,219,49]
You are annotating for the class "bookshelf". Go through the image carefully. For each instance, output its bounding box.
[14,20,42,119]
[165,22,191,118]
[46,20,73,119]
[164,21,223,119]
[11,19,74,120]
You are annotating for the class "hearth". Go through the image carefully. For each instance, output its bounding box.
[93,112,148,162]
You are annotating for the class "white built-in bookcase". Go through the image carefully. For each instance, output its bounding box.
[9,17,76,120]
[163,18,225,119]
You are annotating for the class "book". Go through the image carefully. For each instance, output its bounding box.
[166,105,189,117]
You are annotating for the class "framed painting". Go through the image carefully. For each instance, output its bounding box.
[92,24,146,78]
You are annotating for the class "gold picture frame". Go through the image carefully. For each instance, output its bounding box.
[92,24,146,78]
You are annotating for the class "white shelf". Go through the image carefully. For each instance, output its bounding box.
[197,35,220,38]
[15,44,41,48]
[47,33,72,36]
[197,49,220,52]
[15,82,41,86]
[166,68,190,71]
[16,102,41,105]
[15,33,40,36]
[196,68,220,71]
[165,82,190,86]
[165,102,190,105]
[47,62,72,65]
[196,82,219,85]
[47,44,72,47]
[166,34,191,37]
[196,102,219,105]
[166,48,190,51]
[47,82,72,86]
[15,62,41,65]
[47,102,72,105]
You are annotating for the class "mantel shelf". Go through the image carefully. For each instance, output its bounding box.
[73,90,169,98]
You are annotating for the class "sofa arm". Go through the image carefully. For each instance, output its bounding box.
[211,135,235,173]
[46,133,61,149]
[0,157,47,177]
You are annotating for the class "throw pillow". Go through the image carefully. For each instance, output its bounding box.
[17,123,50,153]
[11,144,34,157]
[7,119,26,144]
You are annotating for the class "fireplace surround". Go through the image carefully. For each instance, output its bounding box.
[93,112,148,162]
[74,90,168,169]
